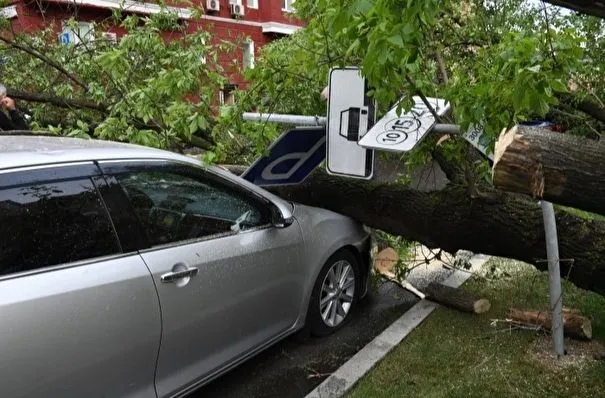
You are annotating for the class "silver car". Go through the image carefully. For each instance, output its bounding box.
[0,135,371,398]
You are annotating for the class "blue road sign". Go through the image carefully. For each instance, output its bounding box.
[242,127,326,186]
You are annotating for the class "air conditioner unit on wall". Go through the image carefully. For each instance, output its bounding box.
[231,3,244,17]
[206,0,220,12]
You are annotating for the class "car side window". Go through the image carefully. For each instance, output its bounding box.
[115,170,270,247]
[0,178,121,276]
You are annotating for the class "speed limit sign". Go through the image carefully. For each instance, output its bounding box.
[358,96,450,153]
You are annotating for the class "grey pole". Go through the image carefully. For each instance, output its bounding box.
[432,124,461,134]
[541,200,565,357]
[242,112,327,126]
[242,113,463,135]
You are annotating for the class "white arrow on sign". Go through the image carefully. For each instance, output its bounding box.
[358,96,450,153]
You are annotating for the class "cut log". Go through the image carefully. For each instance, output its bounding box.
[373,247,399,279]
[507,308,592,340]
[373,247,426,299]
[492,125,605,216]
[373,248,488,311]
[424,282,491,314]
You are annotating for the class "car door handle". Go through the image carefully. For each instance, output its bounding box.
[160,267,199,283]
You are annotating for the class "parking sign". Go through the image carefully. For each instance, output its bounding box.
[241,127,326,186]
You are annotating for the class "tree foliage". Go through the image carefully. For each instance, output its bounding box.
[217,0,605,180]
[2,1,605,172]
[0,4,235,149]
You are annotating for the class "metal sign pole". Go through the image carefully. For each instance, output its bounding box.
[541,200,565,358]
[242,112,327,126]
[242,113,463,135]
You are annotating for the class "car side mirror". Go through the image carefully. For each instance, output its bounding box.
[271,205,294,228]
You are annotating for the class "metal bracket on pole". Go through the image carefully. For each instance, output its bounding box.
[541,200,565,358]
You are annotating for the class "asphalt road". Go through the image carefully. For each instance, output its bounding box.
[190,249,457,398]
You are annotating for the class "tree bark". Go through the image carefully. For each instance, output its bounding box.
[424,282,491,314]
[507,308,592,340]
[493,125,605,216]
[265,170,605,297]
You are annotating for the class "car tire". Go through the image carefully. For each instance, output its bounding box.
[307,249,360,337]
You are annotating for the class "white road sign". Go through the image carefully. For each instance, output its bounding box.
[326,67,375,179]
[463,125,494,161]
[358,96,450,153]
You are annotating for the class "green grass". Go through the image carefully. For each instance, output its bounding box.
[348,258,605,398]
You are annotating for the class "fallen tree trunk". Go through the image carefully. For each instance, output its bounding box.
[425,282,491,314]
[507,308,592,340]
[265,170,605,296]
[492,125,605,216]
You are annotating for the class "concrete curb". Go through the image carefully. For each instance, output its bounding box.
[304,254,491,398]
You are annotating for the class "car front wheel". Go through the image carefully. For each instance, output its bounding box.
[307,249,360,337]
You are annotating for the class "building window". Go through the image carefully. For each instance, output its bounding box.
[219,84,237,106]
[243,40,255,70]
[282,0,294,12]
[247,0,258,9]
[60,21,94,45]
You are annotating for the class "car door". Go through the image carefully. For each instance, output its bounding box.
[101,160,306,397]
[0,163,161,398]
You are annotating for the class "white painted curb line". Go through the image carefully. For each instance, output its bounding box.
[305,254,491,398]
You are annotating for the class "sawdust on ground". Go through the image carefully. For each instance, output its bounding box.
[526,335,604,371]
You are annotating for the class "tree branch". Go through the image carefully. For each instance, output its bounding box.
[435,46,449,84]
[575,98,605,124]
[7,89,108,112]
[0,35,88,90]
[432,144,463,182]
[405,74,443,122]
[556,92,605,124]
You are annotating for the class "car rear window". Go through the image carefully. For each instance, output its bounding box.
[0,178,121,276]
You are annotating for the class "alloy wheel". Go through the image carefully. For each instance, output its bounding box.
[319,260,355,327]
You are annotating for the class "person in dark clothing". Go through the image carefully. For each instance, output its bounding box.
[0,96,29,131]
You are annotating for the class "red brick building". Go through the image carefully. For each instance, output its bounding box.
[1,0,304,99]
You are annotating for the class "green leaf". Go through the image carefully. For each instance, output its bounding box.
[353,0,373,14]
[197,115,209,131]
[387,34,404,47]
[551,79,568,93]
[189,119,198,134]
